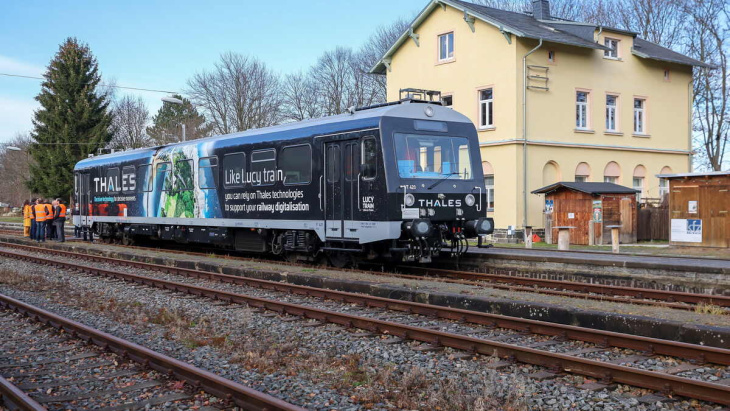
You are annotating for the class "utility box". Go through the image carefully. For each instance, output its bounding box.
[532,182,639,245]
[658,171,730,248]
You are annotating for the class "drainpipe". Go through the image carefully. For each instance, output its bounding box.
[688,79,694,171]
[522,38,543,230]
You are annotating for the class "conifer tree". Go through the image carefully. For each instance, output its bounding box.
[147,94,212,145]
[29,37,113,199]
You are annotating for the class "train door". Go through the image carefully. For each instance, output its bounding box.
[324,139,358,240]
[78,172,90,226]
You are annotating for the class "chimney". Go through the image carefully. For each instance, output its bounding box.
[531,0,551,20]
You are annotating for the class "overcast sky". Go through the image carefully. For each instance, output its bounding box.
[0,0,425,144]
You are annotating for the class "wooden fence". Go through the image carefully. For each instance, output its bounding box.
[638,203,668,241]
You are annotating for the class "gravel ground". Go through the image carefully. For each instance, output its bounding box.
[0,309,226,410]
[0,254,728,410]
[18,238,730,328]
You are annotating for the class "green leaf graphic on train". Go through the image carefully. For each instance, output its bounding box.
[159,151,196,218]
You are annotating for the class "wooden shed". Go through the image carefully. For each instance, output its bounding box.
[532,182,639,245]
[657,171,730,248]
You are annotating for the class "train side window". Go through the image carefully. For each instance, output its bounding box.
[174,159,194,191]
[155,162,172,192]
[198,157,218,189]
[107,167,120,193]
[137,165,151,192]
[222,153,245,188]
[280,145,311,185]
[121,166,136,193]
[326,145,340,183]
[361,136,377,180]
[251,149,276,186]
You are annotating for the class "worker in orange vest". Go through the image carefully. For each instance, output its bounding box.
[33,198,47,242]
[22,200,32,237]
[53,198,67,242]
[29,198,37,240]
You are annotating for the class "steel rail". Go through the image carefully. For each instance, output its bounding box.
[401,265,730,308]
[0,375,45,411]
[0,243,728,365]
[1,249,729,404]
[0,238,716,312]
[0,293,303,411]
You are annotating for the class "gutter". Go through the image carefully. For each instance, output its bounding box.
[522,38,543,231]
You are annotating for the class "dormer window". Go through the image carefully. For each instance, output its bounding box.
[438,32,454,62]
[604,38,619,59]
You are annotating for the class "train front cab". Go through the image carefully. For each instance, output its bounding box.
[380,103,494,262]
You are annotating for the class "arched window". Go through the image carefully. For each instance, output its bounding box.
[633,165,646,201]
[603,161,621,184]
[575,162,591,182]
[659,166,673,198]
[483,161,494,211]
[542,161,561,185]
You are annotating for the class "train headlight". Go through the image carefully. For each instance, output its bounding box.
[410,219,433,238]
[478,218,494,234]
[465,194,476,207]
[404,193,416,207]
[428,208,436,217]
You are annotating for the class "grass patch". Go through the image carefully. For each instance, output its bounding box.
[695,303,727,316]
[0,217,23,223]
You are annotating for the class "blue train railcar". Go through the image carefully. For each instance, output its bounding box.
[74,92,494,264]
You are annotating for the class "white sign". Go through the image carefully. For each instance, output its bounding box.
[671,219,702,243]
[688,201,698,214]
[568,212,575,219]
[401,208,420,219]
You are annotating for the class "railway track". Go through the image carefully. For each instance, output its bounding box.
[1,244,729,405]
[0,232,725,312]
[0,293,302,411]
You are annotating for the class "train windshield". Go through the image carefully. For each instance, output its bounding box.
[394,133,473,180]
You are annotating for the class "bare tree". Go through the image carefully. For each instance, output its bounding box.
[472,0,592,20]
[613,0,687,46]
[110,95,150,150]
[359,17,411,102]
[281,71,322,121]
[311,47,359,115]
[187,53,282,134]
[0,133,35,207]
[683,0,729,171]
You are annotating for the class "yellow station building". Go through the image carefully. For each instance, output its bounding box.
[371,0,709,235]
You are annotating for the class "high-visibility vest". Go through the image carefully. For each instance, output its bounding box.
[24,205,33,219]
[34,204,47,222]
[58,204,67,218]
[45,204,53,220]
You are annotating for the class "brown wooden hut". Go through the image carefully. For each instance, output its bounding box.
[532,182,639,245]
[657,171,730,248]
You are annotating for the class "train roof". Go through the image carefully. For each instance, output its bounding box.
[75,100,471,170]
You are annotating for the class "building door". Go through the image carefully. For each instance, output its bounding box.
[619,197,635,243]
[324,139,358,240]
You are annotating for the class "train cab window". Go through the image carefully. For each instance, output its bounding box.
[137,165,151,192]
[121,166,136,193]
[174,159,194,191]
[280,145,311,185]
[223,153,245,188]
[326,145,340,183]
[394,133,473,180]
[198,157,218,189]
[361,137,377,180]
[251,149,276,186]
[106,168,120,193]
[155,162,172,191]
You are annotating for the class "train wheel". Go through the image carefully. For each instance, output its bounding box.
[121,234,135,246]
[326,251,352,268]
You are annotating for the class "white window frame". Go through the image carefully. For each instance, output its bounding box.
[633,177,644,201]
[659,178,669,198]
[484,175,494,211]
[575,175,588,183]
[576,91,589,130]
[438,32,454,62]
[478,88,494,129]
[604,38,620,59]
[634,98,646,134]
[606,95,618,132]
[604,176,617,184]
